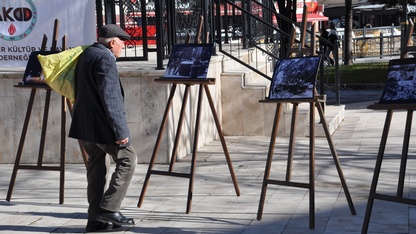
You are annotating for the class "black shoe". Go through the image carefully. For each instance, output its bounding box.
[85,220,115,232]
[97,210,135,226]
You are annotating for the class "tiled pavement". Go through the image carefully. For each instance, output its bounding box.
[1,86,416,234]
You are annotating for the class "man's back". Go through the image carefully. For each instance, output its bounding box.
[69,43,129,145]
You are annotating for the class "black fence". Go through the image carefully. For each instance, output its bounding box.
[96,0,215,67]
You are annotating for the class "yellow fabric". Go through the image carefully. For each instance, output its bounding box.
[37,45,90,103]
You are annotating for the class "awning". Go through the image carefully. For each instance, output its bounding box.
[354,4,386,11]
[296,13,329,22]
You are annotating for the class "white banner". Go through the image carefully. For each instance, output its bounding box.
[0,0,96,67]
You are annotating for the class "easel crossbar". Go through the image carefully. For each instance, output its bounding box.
[373,193,416,206]
[150,170,191,179]
[266,179,310,189]
[14,165,62,171]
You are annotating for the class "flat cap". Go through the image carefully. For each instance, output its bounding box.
[99,24,130,40]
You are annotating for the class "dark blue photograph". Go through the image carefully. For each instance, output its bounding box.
[269,56,321,100]
[379,58,416,104]
[164,43,214,79]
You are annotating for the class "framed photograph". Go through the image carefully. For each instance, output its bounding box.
[379,58,416,104]
[21,51,57,86]
[164,43,214,79]
[268,56,321,100]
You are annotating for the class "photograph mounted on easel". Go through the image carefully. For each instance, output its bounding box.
[164,43,214,79]
[268,56,321,100]
[21,51,58,86]
[379,58,416,104]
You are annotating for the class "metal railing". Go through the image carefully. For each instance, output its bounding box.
[339,26,402,60]
[214,0,285,81]
[213,0,342,105]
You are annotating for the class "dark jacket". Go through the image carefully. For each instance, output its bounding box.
[69,43,130,146]
[328,29,339,49]
[319,29,329,51]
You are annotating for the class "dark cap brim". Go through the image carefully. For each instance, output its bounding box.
[99,24,131,40]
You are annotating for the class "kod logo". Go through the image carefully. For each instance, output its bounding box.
[0,0,37,41]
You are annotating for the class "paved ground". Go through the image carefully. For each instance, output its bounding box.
[1,86,416,234]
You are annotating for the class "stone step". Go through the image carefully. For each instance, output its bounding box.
[283,102,345,137]
[221,71,277,136]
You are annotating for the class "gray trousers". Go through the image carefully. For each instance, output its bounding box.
[81,141,137,221]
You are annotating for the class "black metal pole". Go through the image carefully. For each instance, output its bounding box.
[242,0,247,48]
[215,0,223,50]
[95,0,103,29]
[224,1,230,43]
[141,0,149,58]
[104,0,116,24]
[201,0,208,43]
[166,0,175,48]
[401,0,408,56]
[155,0,165,70]
[208,0,214,44]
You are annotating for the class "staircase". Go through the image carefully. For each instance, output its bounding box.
[212,0,344,137]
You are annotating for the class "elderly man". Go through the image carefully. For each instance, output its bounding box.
[69,24,137,232]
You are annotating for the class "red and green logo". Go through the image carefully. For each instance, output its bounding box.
[0,0,37,41]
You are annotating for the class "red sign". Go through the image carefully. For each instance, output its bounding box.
[305,2,318,13]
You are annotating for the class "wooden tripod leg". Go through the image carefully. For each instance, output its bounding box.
[138,84,177,208]
[39,90,66,204]
[257,103,282,220]
[286,103,298,181]
[362,109,393,234]
[59,96,66,204]
[169,85,191,172]
[6,89,37,202]
[37,90,52,165]
[309,102,316,229]
[397,110,413,197]
[203,85,240,196]
[186,84,204,214]
[315,101,356,215]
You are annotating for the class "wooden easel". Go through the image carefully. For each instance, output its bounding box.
[256,96,356,229]
[6,19,88,204]
[137,18,239,213]
[137,78,240,214]
[400,18,415,59]
[286,5,316,58]
[361,25,416,233]
[361,103,416,233]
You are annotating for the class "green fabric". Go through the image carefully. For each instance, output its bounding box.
[37,45,90,103]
